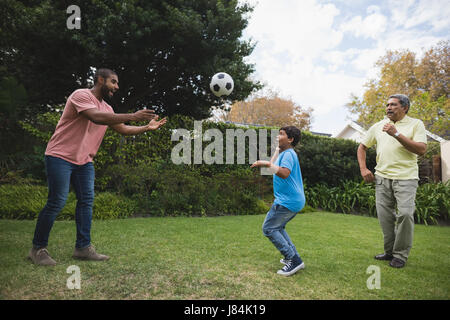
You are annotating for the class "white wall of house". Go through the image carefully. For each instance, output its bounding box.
[333,122,366,143]
[441,140,450,183]
[336,126,365,142]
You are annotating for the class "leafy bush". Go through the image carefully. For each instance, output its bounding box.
[0,184,137,220]
[297,133,377,186]
[18,111,376,190]
[0,184,48,220]
[415,181,450,225]
[305,181,376,217]
[104,161,269,216]
[305,180,449,225]
[2,180,447,224]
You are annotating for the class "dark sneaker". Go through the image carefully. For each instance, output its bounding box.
[374,253,393,261]
[277,256,305,276]
[389,257,406,268]
[28,247,57,266]
[73,245,109,261]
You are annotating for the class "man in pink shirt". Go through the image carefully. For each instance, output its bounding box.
[28,68,167,266]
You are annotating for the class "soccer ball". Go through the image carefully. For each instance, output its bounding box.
[210,72,234,97]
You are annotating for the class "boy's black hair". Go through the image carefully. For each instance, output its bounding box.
[280,126,301,147]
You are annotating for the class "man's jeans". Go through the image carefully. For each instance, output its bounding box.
[262,204,300,260]
[33,156,95,249]
[375,175,418,262]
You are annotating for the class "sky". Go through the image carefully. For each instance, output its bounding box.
[239,0,450,135]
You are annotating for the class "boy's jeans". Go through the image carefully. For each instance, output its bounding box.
[32,156,95,249]
[262,204,300,260]
[375,175,418,262]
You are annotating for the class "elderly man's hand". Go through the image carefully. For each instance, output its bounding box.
[361,168,375,183]
[382,123,398,137]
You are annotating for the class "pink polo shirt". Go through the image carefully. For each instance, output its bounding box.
[45,89,114,165]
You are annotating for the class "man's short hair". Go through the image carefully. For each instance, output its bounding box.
[389,94,410,113]
[93,68,117,84]
[280,126,301,147]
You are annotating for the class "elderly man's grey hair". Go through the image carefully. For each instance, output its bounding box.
[389,94,410,113]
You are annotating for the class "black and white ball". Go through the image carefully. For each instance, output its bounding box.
[210,72,234,97]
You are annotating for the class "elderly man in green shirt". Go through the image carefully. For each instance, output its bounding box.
[357,94,427,268]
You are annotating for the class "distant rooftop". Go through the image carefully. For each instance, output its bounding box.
[224,121,266,127]
[309,131,332,137]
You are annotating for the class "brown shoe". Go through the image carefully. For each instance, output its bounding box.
[73,245,110,261]
[28,247,57,266]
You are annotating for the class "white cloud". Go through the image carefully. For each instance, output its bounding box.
[389,0,450,31]
[389,0,416,27]
[367,5,381,14]
[405,1,450,31]
[244,0,342,58]
[243,0,346,116]
[340,8,387,39]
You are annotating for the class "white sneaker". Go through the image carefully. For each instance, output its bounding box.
[277,260,305,276]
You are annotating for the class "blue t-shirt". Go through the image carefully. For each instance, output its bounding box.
[273,148,305,212]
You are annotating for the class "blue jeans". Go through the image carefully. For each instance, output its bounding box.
[262,204,300,260]
[32,156,95,249]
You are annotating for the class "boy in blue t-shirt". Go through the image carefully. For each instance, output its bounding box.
[251,126,305,276]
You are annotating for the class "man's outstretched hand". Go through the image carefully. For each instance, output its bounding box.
[146,116,167,131]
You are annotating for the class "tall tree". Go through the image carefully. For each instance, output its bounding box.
[1,0,260,119]
[416,41,449,100]
[220,91,313,130]
[346,41,449,138]
[0,76,29,169]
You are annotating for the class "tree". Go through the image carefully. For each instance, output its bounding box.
[221,91,313,130]
[416,41,449,100]
[0,76,28,169]
[346,41,449,138]
[1,0,260,119]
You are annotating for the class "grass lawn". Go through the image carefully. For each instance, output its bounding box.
[0,211,449,300]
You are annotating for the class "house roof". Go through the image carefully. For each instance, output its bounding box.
[333,121,365,138]
[310,131,332,137]
[425,130,445,143]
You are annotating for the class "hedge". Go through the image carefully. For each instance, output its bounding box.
[16,112,377,189]
[100,160,270,216]
[1,180,448,224]
[3,111,445,223]
[0,164,271,219]
[0,184,137,220]
[305,180,450,225]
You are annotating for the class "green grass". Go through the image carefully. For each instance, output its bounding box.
[0,211,449,300]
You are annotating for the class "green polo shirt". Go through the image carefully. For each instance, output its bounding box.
[361,115,427,180]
